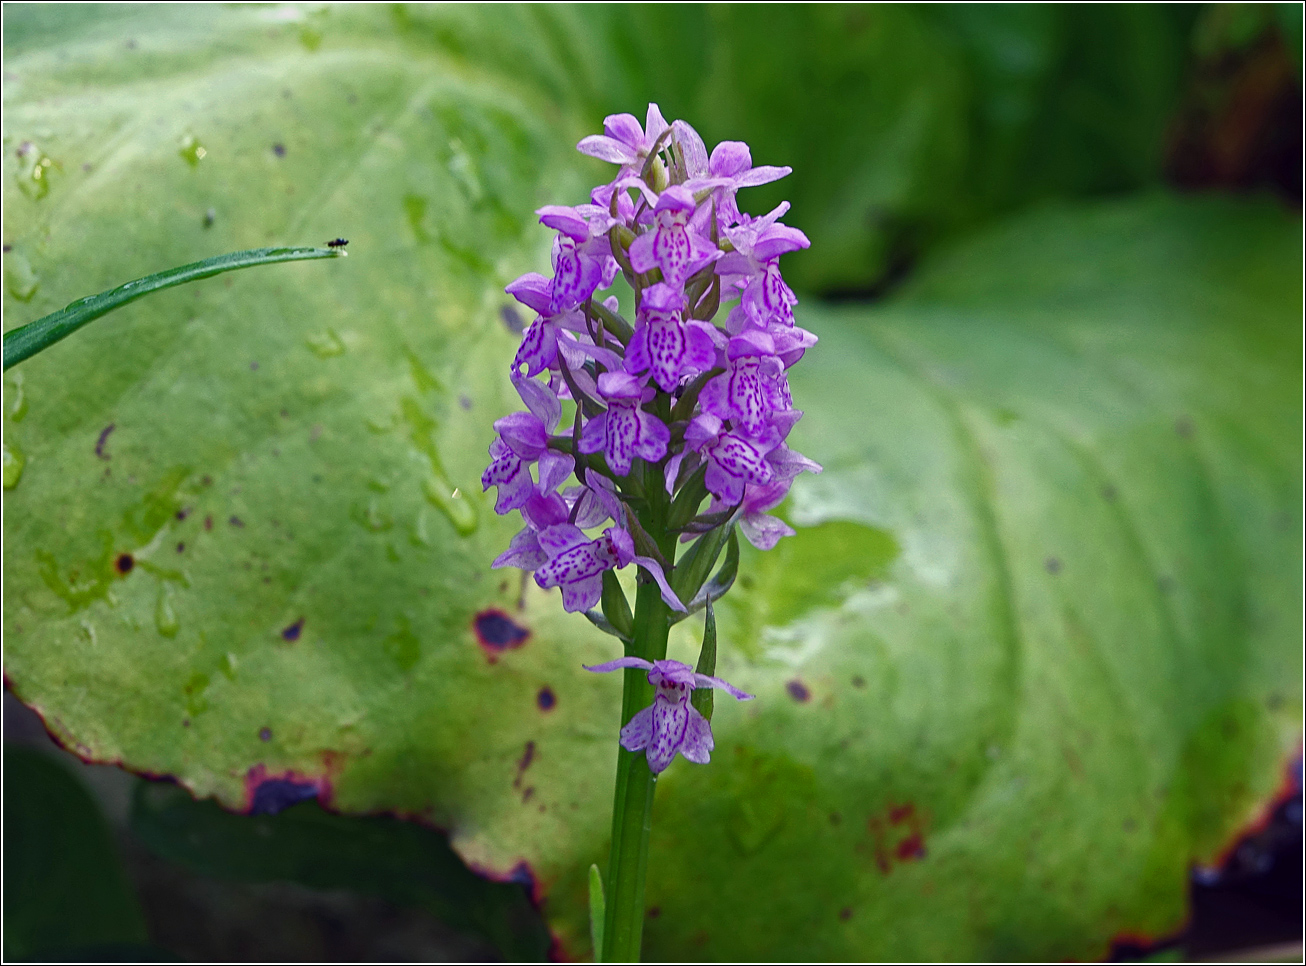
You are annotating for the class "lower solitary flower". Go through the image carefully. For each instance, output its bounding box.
[583,658,753,773]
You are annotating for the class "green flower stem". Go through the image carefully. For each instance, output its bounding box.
[602,482,676,962]
[2,246,344,371]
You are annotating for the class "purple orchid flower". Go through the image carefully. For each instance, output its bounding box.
[627,185,721,288]
[578,371,671,476]
[583,658,753,773]
[685,413,782,504]
[673,123,792,228]
[624,282,719,392]
[698,330,793,437]
[528,524,684,613]
[577,103,670,173]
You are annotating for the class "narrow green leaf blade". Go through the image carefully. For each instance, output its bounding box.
[589,863,606,962]
[2,246,344,370]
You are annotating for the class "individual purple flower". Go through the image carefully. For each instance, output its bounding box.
[698,330,792,437]
[674,125,792,228]
[685,413,782,504]
[582,658,753,773]
[627,185,720,288]
[529,524,684,613]
[578,372,670,476]
[624,282,719,392]
[577,103,670,172]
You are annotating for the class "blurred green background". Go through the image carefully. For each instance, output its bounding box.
[2,3,1301,962]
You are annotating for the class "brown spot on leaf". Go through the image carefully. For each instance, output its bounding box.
[513,740,536,789]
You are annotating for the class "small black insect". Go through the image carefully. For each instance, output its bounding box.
[326,238,348,249]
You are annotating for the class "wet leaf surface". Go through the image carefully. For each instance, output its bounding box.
[3,6,1300,961]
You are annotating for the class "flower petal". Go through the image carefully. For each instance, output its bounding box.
[648,697,690,774]
[619,705,655,752]
[584,656,655,674]
[679,706,715,764]
[632,555,687,612]
[693,673,755,701]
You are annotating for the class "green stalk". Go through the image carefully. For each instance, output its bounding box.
[602,478,675,962]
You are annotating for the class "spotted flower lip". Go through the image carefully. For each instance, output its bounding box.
[583,657,753,773]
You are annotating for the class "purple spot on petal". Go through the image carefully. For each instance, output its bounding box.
[786,679,811,702]
[281,618,304,642]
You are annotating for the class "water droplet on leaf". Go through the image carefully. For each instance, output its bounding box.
[155,584,180,637]
[16,142,57,200]
[424,471,477,536]
[305,329,345,358]
[3,440,26,490]
[5,250,40,301]
[7,371,28,421]
[179,134,207,167]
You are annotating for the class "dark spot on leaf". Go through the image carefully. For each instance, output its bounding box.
[204,515,213,531]
[258,727,272,742]
[176,542,185,553]
[1102,484,1118,502]
[889,803,914,824]
[281,618,304,642]
[895,831,926,861]
[114,553,134,575]
[1,245,10,253]
[1157,575,1175,594]
[182,718,190,727]
[250,361,259,371]
[245,765,322,815]
[839,907,852,921]
[1045,556,1062,575]
[522,786,535,803]
[830,812,842,825]
[475,609,530,657]
[272,143,286,157]
[459,394,472,410]
[176,507,190,521]
[201,475,213,487]
[851,675,865,688]
[537,687,556,711]
[786,680,811,702]
[500,305,526,334]
[647,907,661,919]
[513,740,535,789]
[229,515,244,528]
[203,208,215,228]
[95,423,115,460]
[1175,415,1194,439]
[506,861,536,895]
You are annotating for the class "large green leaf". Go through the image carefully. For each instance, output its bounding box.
[3,5,1300,962]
